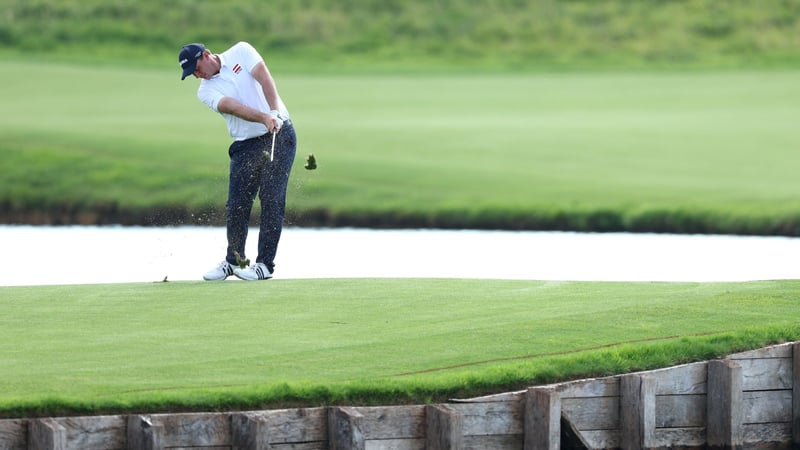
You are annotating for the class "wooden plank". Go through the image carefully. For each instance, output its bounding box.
[651,362,707,395]
[262,407,327,444]
[707,359,743,448]
[0,418,27,450]
[59,415,125,450]
[561,415,592,450]
[232,412,270,450]
[729,342,792,360]
[426,404,463,450]
[652,427,705,448]
[127,415,163,450]
[741,422,791,445]
[448,401,522,436]
[794,342,800,447]
[737,357,792,391]
[364,437,425,450]
[561,397,619,431]
[580,429,620,449]
[153,413,230,447]
[462,433,522,449]
[358,405,425,439]
[655,394,705,428]
[168,447,229,450]
[329,407,365,450]
[742,390,792,424]
[271,443,326,450]
[524,387,559,450]
[450,390,525,403]
[620,373,655,450]
[29,418,66,450]
[557,377,619,399]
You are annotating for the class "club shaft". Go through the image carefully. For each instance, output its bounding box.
[270,132,276,162]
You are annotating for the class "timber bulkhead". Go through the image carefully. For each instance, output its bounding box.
[1,341,799,450]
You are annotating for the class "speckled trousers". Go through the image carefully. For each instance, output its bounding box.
[225,122,296,272]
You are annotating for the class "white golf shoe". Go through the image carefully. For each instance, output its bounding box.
[203,261,235,281]
[234,262,273,281]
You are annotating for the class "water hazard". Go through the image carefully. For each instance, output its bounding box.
[1,225,798,286]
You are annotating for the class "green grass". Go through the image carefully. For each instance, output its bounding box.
[3,0,800,423]
[3,60,800,233]
[4,0,800,71]
[1,279,799,418]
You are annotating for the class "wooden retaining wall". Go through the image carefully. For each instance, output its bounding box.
[2,341,799,450]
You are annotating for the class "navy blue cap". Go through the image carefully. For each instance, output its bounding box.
[179,43,206,80]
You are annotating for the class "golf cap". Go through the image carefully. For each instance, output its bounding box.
[178,43,206,80]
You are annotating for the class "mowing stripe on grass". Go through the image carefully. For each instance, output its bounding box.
[2,61,800,232]
[1,279,798,416]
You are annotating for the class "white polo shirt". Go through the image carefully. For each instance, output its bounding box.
[197,41,290,141]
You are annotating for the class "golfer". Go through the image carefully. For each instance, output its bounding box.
[179,41,297,281]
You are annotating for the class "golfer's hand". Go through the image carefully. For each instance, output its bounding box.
[266,110,283,133]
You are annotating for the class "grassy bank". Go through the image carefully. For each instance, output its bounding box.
[4,1,800,232]
[1,279,798,418]
[3,0,800,72]
[2,60,800,234]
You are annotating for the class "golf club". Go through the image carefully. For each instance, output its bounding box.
[267,130,276,162]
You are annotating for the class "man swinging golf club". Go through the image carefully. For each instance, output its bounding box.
[179,41,297,281]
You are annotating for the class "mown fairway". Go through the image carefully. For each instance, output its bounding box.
[3,0,800,423]
[2,60,800,232]
[1,279,799,417]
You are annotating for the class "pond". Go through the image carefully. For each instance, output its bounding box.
[1,225,798,286]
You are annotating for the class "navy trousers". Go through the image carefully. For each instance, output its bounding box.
[225,123,297,272]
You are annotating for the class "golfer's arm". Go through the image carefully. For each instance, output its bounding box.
[250,61,281,112]
[217,97,270,125]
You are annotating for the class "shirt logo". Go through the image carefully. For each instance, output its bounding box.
[232,64,242,74]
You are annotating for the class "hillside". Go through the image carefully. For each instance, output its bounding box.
[2,0,800,71]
